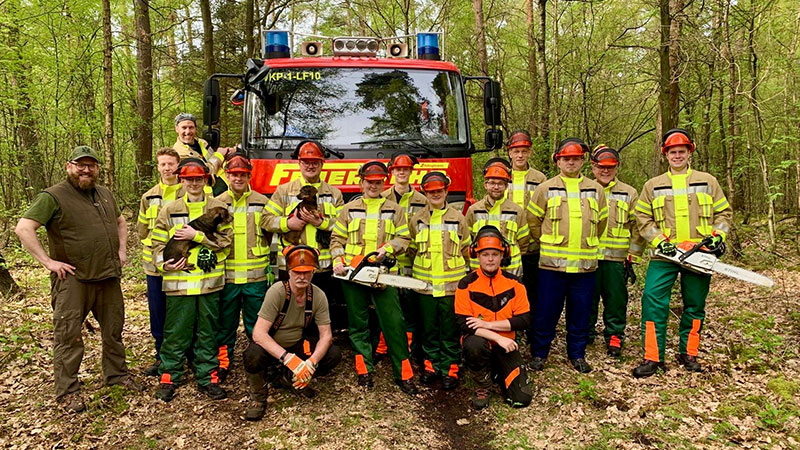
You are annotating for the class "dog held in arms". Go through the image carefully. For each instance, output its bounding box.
[283,185,332,247]
[163,206,232,272]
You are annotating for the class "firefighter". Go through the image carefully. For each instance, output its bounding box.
[15,146,142,413]
[214,152,271,382]
[633,128,732,378]
[137,147,184,377]
[172,113,234,196]
[243,245,342,421]
[588,146,645,357]
[376,151,428,363]
[455,225,532,410]
[331,161,418,395]
[528,138,608,373]
[263,140,345,327]
[407,171,471,390]
[151,158,233,401]
[464,158,529,277]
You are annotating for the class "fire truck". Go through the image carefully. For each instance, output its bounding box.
[201,30,503,209]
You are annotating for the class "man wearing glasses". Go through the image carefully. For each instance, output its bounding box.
[15,146,142,413]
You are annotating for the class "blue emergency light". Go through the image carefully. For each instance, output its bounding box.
[264,31,290,59]
[417,33,440,60]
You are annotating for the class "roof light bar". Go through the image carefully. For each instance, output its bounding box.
[332,37,379,57]
[263,31,290,59]
[417,33,440,60]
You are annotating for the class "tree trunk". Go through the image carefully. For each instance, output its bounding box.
[722,0,741,253]
[102,0,115,192]
[657,0,677,162]
[536,0,550,141]
[551,0,559,151]
[668,0,683,126]
[472,0,489,76]
[185,5,194,53]
[246,0,255,58]
[200,0,216,77]
[135,0,153,192]
[525,0,539,134]
[0,251,21,298]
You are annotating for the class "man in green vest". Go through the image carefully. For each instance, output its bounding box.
[173,113,234,196]
[16,146,143,413]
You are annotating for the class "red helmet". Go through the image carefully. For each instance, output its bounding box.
[177,158,210,179]
[295,141,325,161]
[224,152,252,174]
[359,161,389,181]
[591,145,620,167]
[482,158,512,181]
[420,171,450,192]
[506,130,532,150]
[661,128,695,154]
[553,138,588,162]
[388,152,419,171]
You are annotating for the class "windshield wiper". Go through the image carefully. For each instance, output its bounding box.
[351,138,442,158]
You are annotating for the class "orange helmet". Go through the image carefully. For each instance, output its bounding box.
[482,158,512,181]
[283,245,319,272]
[553,138,588,162]
[224,152,252,174]
[506,130,532,150]
[591,145,620,167]
[468,225,511,262]
[359,161,389,181]
[661,128,695,154]
[295,141,326,161]
[388,152,419,171]
[420,171,450,192]
[177,158,210,179]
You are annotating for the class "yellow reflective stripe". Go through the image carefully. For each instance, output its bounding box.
[529,202,545,217]
[151,228,169,242]
[713,197,730,212]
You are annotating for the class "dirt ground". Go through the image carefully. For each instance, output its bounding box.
[1,239,799,449]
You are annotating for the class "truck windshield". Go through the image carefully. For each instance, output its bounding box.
[245,67,468,151]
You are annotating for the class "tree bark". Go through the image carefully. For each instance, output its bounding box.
[657,0,678,161]
[525,0,539,135]
[722,0,741,253]
[536,0,550,141]
[200,0,216,77]
[551,0,559,151]
[102,0,115,192]
[135,0,153,191]
[472,0,489,76]
[246,0,255,57]
[185,5,194,53]
[0,252,21,298]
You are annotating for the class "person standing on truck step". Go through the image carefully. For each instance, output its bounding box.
[407,171,470,391]
[151,158,233,402]
[464,158,529,277]
[528,138,608,374]
[455,225,532,410]
[15,146,144,414]
[214,152,271,383]
[263,140,345,328]
[173,112,235,196]
[374,151,428,364]
[632,128,731,378]
[587,145,645,358]
[137,147,184,377]
[331,161,418,395]
[242,245,341,421]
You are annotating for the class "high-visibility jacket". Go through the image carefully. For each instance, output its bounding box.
[381,186,428,275]
[407,204,471,297]
[529,175,609,273]
[454,268,530,340]
[330,197,411,272]
[464,196,529,277]
[216,189,270,283]
[151,196,233,295]
[263,178,344,271]
[173,138,227,193]
[137,182,184,276]
[635,169,732,251]
[596,178,645,263]
[507,167,547,255]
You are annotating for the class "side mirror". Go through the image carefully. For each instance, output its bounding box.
[203,78,221,126]
[485,129,503,150]
[204,129,221,150]
[483,80,501,126]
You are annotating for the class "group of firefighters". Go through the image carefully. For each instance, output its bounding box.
[18,111,732,417]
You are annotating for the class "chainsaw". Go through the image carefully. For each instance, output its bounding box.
[654,237,774,287]
[334,252,431,291]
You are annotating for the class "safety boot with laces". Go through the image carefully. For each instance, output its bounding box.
[198,383,227,400]
[472,388,490,410]
[632,360,666,378]
[58,391,86,413]
[144,359,161,377]
[245,400,267,421]
[155,383,176,402]
[677,354,702,372]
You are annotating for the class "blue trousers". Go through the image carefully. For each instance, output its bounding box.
[146,275,167,360]
[530,269,595,360]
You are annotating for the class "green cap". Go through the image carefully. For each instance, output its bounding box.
[68,146,101,163]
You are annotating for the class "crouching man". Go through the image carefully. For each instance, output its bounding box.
[242,245,342,421]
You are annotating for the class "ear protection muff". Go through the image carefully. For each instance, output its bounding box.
[469,226,512,267]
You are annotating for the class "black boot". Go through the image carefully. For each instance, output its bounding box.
[606,345,622,358]
[419,371,440,385]
[155,383,176,402]
[632,360,666,378]
[245,400,267,421]
[441,375,459,391]
[217,367,229,384]
[569,358,592,373]
[357,373,374,388]
[198,383,227,400]
[677,354,702,372]
[144,359,161,377]
[395,379,419,396]
[528,357,546,372]
[472,387,490,410]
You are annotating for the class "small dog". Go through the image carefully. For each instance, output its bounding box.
[284,186,331,247]
[163,206,232,270]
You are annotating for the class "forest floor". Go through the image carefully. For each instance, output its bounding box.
[1,222,799,449]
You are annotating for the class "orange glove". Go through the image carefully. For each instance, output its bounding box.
[282,353,309,382]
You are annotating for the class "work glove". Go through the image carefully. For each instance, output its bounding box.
[196,246,218,272]
[292,358,318,390]
[657,240,677,257]
[282,353,312,385]
[624,256,637,285]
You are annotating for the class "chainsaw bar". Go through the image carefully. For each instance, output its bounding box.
[655,248,774,288]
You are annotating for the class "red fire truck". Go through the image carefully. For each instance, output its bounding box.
[201,31,503,208]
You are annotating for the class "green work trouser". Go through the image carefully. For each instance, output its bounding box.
[217,280,268,370]
[342,281,413,381]
[589,260,629,347]
[640,259,710,362]
[159,293,221,386]
[418,294,460,377]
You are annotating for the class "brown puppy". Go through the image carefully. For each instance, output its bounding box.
[284,186,320,245]
[163,206,232,268]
